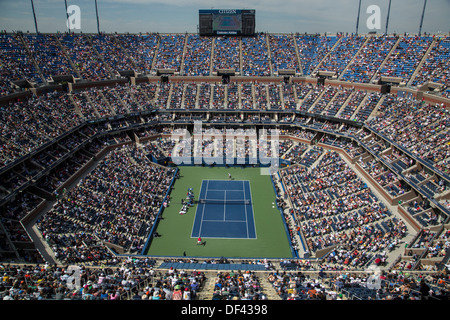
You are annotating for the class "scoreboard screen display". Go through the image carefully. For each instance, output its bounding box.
[213,12,242,32]
[199,9,255,36]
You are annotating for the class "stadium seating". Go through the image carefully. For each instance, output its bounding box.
[154,34,185,72]
[295,34,338,76]
[91,34,136,73]
[213,36,240,73]
[115,33,159,75]
[36,145,176,258]
[269,34,300,74]
[317,35,366,77]
[242,34,271,76]
[341,35,398,83]
[376,36,433,83]
[412,36,450,88]
[23,34,77,81]
[0,33,42,94]
[184,34,212,76]
[0,31,449,300]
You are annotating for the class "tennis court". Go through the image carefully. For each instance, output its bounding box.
[146,166,293,258]
[191,180,256,239]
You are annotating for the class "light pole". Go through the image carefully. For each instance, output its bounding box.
[30,0,39,33]
[418,0,427,36]
[356,0,362,35]
[385,0,392,34]
[95,0,100,34]
[64,0,70,33]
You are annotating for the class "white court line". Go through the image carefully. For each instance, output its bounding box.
[198,180,209,237]
[201,219,247,223]
[193,179,256,239]
[223,190,227,221]
[243,180,249,238]
[199,199,249,202]
[205,189,244,191]
[247,180,257,240]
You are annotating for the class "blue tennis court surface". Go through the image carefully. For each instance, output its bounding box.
[191,180,256,239]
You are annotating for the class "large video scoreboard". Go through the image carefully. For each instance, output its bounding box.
[199,9,255,36]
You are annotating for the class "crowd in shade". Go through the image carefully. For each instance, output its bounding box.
[114,33,160,74]
[23,34,77,81]
[57,33,112,81]
[0,33,42,95]
[91,34,137,74]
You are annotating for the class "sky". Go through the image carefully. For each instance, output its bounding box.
[0,0,449,34]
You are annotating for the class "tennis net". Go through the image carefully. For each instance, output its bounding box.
[198,199,251,205]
